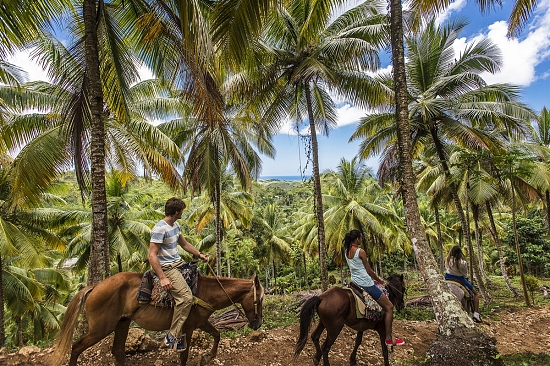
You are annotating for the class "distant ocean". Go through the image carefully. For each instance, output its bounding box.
[259,175,311,181]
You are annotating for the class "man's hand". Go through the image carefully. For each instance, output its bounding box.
[160,277,172,290]
[198,253,208,262]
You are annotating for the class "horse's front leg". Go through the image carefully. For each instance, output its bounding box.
[349,331,363,366]
[311,321,325,366]
[198,321,220,366]
[112,318,132,366]
[376,324,390,366]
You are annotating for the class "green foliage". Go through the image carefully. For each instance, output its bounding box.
[524,275,540,305]
[502,216,550,277]
[501,352,550,366]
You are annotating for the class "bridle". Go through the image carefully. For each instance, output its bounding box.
[207,262,260,320]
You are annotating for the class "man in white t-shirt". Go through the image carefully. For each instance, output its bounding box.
[148,197,208,352]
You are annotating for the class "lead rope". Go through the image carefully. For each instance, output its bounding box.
[206,262,247,320]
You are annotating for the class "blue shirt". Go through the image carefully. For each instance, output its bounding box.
[345,248,374,288]
[150,220,181,264]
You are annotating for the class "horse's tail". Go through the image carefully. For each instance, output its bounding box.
[51,286,94,365]
[294,295,321,359]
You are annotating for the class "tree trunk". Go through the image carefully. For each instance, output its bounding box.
[472,204,492,285]
[304,85,328,291]
[17,316,22,347]
[511,187,530,306]
[434,205,444,272]
[117,253,123,273]
[215,182,222,276]
[545,190,550,232]
[84,0,108,285]
[464,193,489,301]
[303,252,308,288]
[389,0,472,334]
[0,255,4,347]
[485,201,519,296]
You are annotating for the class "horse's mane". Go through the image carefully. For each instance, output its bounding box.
[386,273,405,311]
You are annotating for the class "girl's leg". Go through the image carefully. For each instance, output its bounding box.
[376,294,394,342]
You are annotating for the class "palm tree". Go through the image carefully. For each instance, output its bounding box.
[241,0,389,290]
[323,157,402,262]
[186,170,255,275]
[251,203,292,289]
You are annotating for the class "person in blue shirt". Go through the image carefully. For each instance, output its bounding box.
[344,229,404,346]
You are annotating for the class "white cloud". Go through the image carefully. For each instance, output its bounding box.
[7,49,50,82]
[436,0,467,25]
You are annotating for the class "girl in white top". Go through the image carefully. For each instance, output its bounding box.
[344,230,404,346]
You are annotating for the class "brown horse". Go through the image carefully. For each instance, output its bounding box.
[52,272,264,366]
[294,274,405,366]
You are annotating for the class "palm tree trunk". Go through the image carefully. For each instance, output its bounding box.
[464,193,489,301]
[389,0,472,334]
[304,85,328,291]
[215,181,222,276]
[472,204,492,285]
[545,190,550,231]
[84,0,108,285]
[0,254,4,346]
[303,252,308,288]
[511,187,530,306]
[485,201,519,296]
[225,240,231,277]
[17,316,22,347]
[434,205,445,272]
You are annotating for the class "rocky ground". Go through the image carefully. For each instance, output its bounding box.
[4,306,550,366]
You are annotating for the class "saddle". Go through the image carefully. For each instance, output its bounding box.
[137,261,199,307]
[347,281,386,320]
[444,278,473,299]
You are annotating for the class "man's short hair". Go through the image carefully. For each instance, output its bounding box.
[165,197,185,216]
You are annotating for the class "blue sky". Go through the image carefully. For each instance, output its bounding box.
[8,0,550,177]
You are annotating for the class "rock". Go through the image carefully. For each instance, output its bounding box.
[17,346,40,358]
[246,331,266,343]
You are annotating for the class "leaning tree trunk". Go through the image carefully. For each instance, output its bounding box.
[389,4,504,364]
[389,0,472,335]
[546,190,550,232]
[304,85,328,291]
[485,201,519,296]
[84,0,108,285]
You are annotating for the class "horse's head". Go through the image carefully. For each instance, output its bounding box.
[240,274,264,330]
[386,273,406,311]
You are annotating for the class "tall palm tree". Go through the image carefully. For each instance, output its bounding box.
[242,0,389,290]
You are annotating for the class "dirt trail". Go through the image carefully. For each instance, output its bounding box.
[5,306,550,366]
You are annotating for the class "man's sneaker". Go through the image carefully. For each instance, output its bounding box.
[473,312,482,323]
[164,333,187,352]
[385,338,405,346]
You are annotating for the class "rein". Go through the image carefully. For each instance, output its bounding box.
[206,262,258,320]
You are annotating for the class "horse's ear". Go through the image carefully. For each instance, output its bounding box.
[400,274,404,282]
[251,273,257,283]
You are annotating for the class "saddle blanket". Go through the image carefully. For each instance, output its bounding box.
[346,281,387,320]
[137,261,199,307]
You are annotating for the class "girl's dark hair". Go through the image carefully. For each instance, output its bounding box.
[343,230,362,255]
[446,245,463,270]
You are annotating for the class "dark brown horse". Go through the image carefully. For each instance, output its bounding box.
[294,274,405,366]
[52,272,263,366]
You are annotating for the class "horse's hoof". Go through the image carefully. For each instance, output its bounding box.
[200,355,212,366]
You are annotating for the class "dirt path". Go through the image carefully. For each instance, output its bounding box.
[6,306,550,366]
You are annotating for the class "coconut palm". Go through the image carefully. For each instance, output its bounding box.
[323,157,402,262]
[251,203,292,289]
[240,0,389,290]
